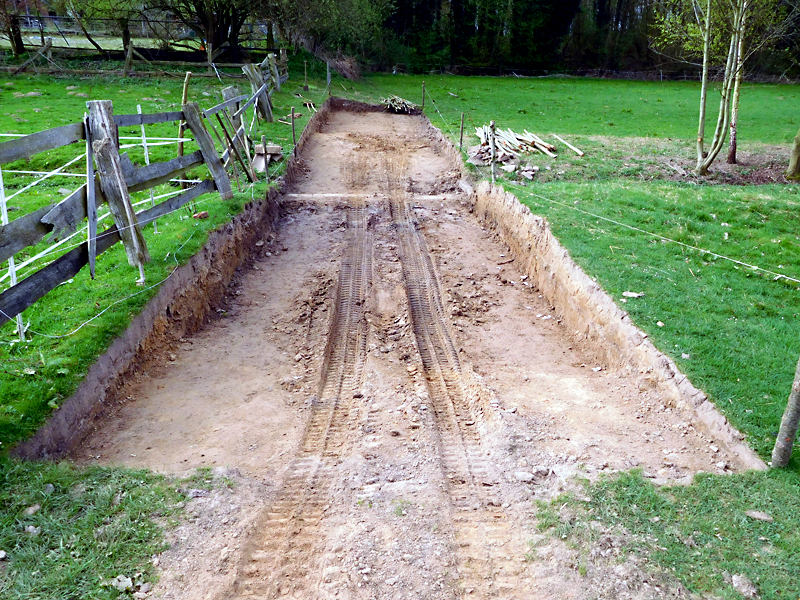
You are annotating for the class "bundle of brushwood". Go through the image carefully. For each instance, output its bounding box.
[469,126,557,164]
[381,95,420,114]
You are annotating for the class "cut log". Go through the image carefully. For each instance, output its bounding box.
[552,134,584,157]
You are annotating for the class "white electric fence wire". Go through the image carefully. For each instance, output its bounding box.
[0,187,189,286]
[0,232,196,340]
[527,192,800,285]
[6,154,84,201]
[138,104,158,234]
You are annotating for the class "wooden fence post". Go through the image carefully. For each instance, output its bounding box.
[83,114,98,278]
[242,63,273,122]
[181,102,234,200]
[268,53,280,93]
[87,100,150,282]
[222,86,243,133]
[490,120,496,184]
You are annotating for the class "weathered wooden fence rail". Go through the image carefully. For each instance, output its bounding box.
[0,64,286,330]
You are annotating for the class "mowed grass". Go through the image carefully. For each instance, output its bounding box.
[0,458,184,599]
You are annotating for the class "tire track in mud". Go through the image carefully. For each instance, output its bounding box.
[385,169,526,598]
[229,199,372,599]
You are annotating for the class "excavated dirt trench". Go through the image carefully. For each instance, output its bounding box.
[74,106,758,600]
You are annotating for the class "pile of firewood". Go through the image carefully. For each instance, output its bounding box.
[381,95,419,114]
[468,126,557,164]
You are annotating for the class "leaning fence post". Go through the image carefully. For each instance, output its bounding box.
[242,63,273,122]
[268,53,280,93]
[87,100,150,283]
[83,113,98,278]
[181,102,233,200]
[0,164,25,340]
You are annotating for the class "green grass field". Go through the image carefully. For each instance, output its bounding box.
[1,52,799,598]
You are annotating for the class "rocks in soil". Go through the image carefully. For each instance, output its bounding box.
[731,574,759,599]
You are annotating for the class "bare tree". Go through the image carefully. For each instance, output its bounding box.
[771,355,800,468]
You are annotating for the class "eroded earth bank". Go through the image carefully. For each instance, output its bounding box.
[74,106,753,600]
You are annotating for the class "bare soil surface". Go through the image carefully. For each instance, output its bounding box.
[74,109,751,599]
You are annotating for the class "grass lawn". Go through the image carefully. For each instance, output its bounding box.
[0,52,799,598]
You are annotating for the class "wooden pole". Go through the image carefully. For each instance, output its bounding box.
[291,107,297,157]
[422,81,425,110]
[84,114,97,278]
[326,62,331,92]
[177,71,192,189]
[261,134,269,182]
[137,105,158,233]
[490,120,496,184]
[242,63,273,121]
[459,113,465,152]
[123,43,133,76]
[0,165,25,340]
[304,60,308,91]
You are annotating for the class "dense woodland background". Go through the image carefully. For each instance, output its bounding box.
[2,0,800,77]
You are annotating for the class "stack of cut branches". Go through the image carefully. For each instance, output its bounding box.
[381,95,419,114]
[469,126,557,164]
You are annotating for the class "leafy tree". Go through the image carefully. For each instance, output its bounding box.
[143,0,261,61]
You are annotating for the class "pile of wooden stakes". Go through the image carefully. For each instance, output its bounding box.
[469,126,557,164]
[381,95,419,114]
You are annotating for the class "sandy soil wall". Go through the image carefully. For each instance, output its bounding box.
[12,98,340,460]
[469,183,764,470]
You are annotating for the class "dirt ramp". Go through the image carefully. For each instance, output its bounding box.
[57,101,766,600]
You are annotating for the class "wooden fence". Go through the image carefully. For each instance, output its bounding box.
[0,59,287,331]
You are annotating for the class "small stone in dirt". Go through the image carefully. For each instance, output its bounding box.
[25,525,40,536]
[532,465,550,477]
[731,574,759,599]
[168,353,177,362]
[139,582,152,593]
[186,488,208,499]
[0,550,7,560]
[353,392,363,398]
[66,85,77,90]
[24,504,41,516]
[294,353,304,362]
[255,240,264,247]
[716,461,728,470]
[514,471,535,483]
[386,577,398,586]
[744,510,773,522]
[25,91,42,97]
[282,246,289,252]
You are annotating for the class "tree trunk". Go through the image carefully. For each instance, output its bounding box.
[118,18,131,53]
[10,14,25,55]
[695,0,712,171]
[696,0,743,175]
[67,1,106,54]
[788,127,800,178]
[727,4,747,164]
[771,355,800,468]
